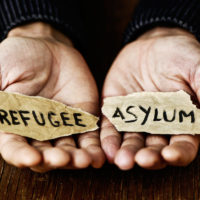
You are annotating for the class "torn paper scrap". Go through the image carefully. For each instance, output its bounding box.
[102,90,200,135]
[0,91,98,141]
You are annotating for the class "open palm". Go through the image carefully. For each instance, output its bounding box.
[101,28,200,170]
[0,33,105,172]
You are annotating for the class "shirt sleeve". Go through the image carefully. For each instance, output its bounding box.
[124,0,200,44]
[0,0,83,48]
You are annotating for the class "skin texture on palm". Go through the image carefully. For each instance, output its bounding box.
[0,22,105,172]
[101,27,200,170]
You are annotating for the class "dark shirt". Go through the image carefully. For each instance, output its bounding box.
[0,0,199,48]
[0,0,83,48]
[124,0,200,44]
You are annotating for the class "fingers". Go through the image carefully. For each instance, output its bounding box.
[135,135,168,169]
[31,136,91,172]
[114,132,145,170]
[0,132,42,168]
[162,135,199,166]
[54,137,91,169]
[62,102,105,168]
[109,132,199,170]
[100,116,121,163]
[30,140,71,172]
[77,130,105,168]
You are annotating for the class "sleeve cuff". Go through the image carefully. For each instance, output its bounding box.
[124,0,200,44]
[0,0,83,49]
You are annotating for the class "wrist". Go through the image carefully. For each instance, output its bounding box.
[7,22,73,46]
[137,27,196,41]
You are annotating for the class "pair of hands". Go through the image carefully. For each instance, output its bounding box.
[0,22,199,172]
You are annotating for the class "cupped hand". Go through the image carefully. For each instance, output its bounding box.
[101,27,200,170]
[0,22,105,172]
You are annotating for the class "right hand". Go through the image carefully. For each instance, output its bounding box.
[0,22,105,172]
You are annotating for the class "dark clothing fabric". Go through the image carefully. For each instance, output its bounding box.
[0,0,83,48]
[124,0,200,44]
[0,0,200,47]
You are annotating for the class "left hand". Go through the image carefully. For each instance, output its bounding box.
[101,27,200,170]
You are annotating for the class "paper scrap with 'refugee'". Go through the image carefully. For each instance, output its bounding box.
[0,91,98,141]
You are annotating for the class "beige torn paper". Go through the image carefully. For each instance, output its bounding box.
[102,90,200,135]
[0,91,98,141]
